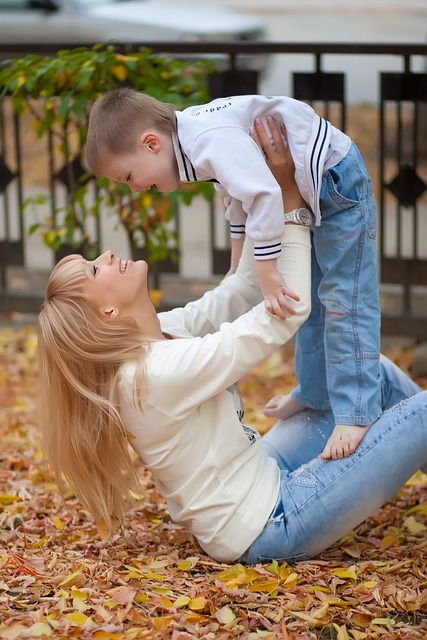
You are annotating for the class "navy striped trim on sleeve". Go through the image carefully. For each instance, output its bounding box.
[253,242,282,259]
[230,224,246,237]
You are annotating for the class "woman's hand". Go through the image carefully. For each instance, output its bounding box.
[250,116,306,209]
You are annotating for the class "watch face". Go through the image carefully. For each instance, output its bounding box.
[298,209,312,225]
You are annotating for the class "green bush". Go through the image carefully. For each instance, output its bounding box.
[0,44,215,262]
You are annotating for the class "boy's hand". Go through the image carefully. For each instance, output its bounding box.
[256,259,300,320]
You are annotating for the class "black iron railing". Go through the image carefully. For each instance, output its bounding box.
[1,41,426,336]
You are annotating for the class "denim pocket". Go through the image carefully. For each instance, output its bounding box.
[326,165,360,209]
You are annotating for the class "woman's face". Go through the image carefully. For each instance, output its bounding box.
[84,250,150,321]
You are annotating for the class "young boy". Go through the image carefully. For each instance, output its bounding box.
[84,88,381,461]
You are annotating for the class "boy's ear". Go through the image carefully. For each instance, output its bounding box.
[139,131,161,152]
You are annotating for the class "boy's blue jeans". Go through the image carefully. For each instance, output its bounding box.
[238,356,425,564]
[292,143,381,425]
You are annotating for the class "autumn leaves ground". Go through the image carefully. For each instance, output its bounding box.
[0,325,427,639]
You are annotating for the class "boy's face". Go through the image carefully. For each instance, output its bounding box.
[99,129,180,194]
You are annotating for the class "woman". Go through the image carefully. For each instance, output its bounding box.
[38,120,426,565]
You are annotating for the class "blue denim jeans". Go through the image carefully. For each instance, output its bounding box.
[292,143,381,425]
[238,356,426,565]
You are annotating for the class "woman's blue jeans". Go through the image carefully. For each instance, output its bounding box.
[238,356,426,564]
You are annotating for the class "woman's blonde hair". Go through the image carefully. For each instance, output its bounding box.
[38,254,149,532]
[85,87,176,175]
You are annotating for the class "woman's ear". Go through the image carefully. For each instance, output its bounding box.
[101,307,120,321]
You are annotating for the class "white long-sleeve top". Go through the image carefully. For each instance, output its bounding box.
[172,94,351,261]
[118,226,311,562]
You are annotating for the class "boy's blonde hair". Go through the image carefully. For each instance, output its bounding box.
[38,254,151,532]
[85,87,176,175]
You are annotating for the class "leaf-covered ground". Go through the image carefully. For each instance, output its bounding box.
[1,324,427,640]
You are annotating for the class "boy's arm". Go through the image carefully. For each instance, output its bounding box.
[223,237,245,278]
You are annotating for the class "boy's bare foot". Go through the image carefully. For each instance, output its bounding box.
[320,423,372,460]
[263,394,306,420]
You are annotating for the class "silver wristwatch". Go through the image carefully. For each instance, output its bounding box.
[283,207,312,226]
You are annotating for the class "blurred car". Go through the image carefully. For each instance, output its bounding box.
[0,0,265,44]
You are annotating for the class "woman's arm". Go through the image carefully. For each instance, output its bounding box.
[151,226,310,418]
[159,118,308,338]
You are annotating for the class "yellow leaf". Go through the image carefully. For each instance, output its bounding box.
[110,64,128,81]
[56,597,67,612]
[403,515,426,534]
[362,581,378,589]
[370,618,395,626]
[408,502,427,516]
[157,595,173,608]
[332,624,350,640]
[0,494,20,505]
[133,592,148,604]
[324,599,352,608]
[51,517,64,531]
[24,622,52,637]
[279,563,296,580]
[312,603,330,620]
[141,193,154,208]
[32,535,48,548]
[72,597,88,612]
[146,571,167,580]
[93,632,124,639]
[248,579,279,593]
[147,559,170,569]
[188,596,207,611]
[66,612,89,626]
[380,534,399,548]
[70,588,88,601]
[236,567,258,585]
[173,595,190,608]
[331,566,358,580]
[216,563,247,586]
[282,572,298,588]
[266,559,280,576]
[151,587,173,595]
[58,564,85,588]
[306,585,331,593]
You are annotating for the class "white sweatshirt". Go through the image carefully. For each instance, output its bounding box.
[118,226,311,562]
[172,94,351,261]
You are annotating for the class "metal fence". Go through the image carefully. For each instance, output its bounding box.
[1,41,426,336]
